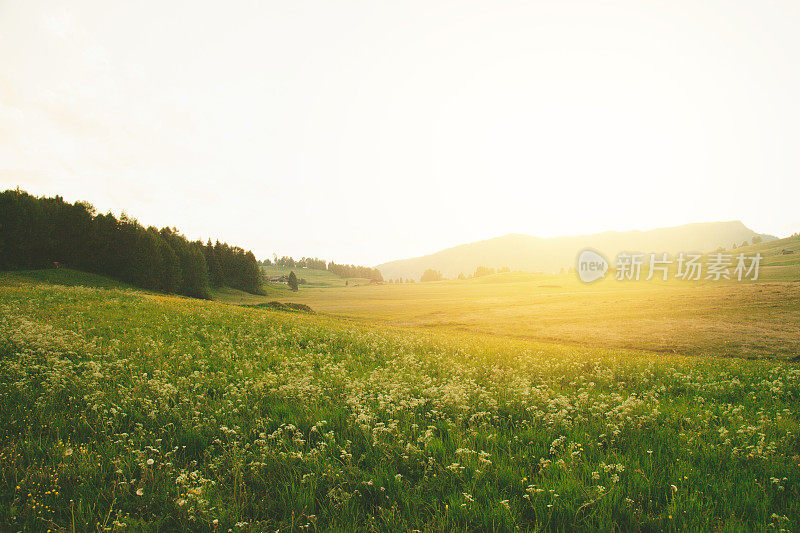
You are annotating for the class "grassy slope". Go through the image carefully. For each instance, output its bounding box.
[0,280,798,531]
[1,268,280,307]
[0,268,138,290]
[211,266,374,304]
[725,234,800,279]
[0,267,311,306]
[209,285,291,305]
[212,266,375,306]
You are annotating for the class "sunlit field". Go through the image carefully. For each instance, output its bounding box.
[249,275,800,361]
[1,278,798,531]
[4,1,800,531]
[213,237,800,361]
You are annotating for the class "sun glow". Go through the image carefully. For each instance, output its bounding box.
[1,1,799,265]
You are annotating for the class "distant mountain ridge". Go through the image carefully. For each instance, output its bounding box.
[376,221,776,280]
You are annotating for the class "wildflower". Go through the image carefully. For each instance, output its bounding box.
[136,488,144,496]
[64,448,73,457]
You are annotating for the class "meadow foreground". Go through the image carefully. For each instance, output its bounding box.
[0,281,798,531]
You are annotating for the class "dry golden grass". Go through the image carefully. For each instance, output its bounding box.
[223,273,800,360]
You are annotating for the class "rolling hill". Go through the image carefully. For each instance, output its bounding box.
[0,268,137,291]
[720,233,800,281]
[377,221,777,280]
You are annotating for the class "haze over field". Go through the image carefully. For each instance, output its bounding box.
[378,220,775,280]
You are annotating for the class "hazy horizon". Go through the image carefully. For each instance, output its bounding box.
[3,0,800,265]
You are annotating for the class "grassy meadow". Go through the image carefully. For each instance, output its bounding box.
[245,273,800,361]
[210,237,800,361]
[0,267,799,531]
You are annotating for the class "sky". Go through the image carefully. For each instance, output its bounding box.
[1,0,799,266]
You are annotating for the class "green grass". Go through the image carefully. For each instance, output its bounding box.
[0,268,137,290]
[713,235,800,282]
[213,264,374,305]
[210,285,292,305]
[732,235,800,268]
[0,280,798,531]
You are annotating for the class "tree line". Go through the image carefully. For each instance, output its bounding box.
[0,189,263,299]
[260,256,383,281]
[327,262,383,281]
[268,256,328,270]
[416,266,514,282]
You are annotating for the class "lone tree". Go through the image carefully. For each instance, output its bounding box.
[288,271,299,292]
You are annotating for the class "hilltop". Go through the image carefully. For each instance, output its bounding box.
[377,221,776,280]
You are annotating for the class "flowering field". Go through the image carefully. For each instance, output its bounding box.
[0,282,798,531]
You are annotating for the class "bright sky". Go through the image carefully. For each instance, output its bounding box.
[1,1,799,266]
